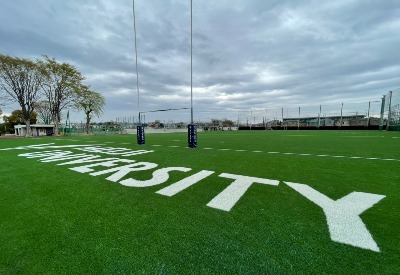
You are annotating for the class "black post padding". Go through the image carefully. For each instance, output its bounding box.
[137,125,145,145]
[188,124,197,148]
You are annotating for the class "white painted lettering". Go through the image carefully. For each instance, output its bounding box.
[10,144,389,252]
[75,146,127,154]
[156,170,215,196]
[19,150,70,158]
[91,162,158,182]
[285,182,385,252]
[5,143,101,151]
[40,153,98,163]
[121,150,155,157]
[70,159,136,173]
[2,143,57,150]
[58,156,117,166]
[120,167,191,187]
[207,173,279,211]
[76,146,154,156]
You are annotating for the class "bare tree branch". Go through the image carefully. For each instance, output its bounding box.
[0,54,44,136]
[37,55,84,135]
[74,85,105,134]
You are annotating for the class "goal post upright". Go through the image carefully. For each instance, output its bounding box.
[188,0,197,148]
[133,0,197,146]
[133,0,145,145]
[190,0,193,126]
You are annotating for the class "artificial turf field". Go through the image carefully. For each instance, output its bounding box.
[0,130,399,274]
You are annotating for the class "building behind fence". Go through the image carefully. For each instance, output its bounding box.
[235,90,399,131]
[58,89,400,134]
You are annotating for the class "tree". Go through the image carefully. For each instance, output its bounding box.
[3,109,37,133]
[222,119,234,127]
[0,54,44,137]
[74,86,105,134]
[37,55,84,136]
[211,119,221,126]
[0,109,3,135]
[34,100,53,124]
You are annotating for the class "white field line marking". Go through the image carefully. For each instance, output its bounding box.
[169,145,180,148]
[152,145,162,147]
[271,152,400,162]
[341,136,385,138]
[282,135,314,137]
[150,145,400,162]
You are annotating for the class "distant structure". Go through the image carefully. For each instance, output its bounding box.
[14,124,55,136]
[282,115,380,128]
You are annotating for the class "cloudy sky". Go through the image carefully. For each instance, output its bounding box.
[1,0,399,123]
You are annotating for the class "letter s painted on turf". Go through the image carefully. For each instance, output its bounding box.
[119,167,192,187]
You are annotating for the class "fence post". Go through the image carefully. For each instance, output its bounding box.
[298,107,300,130]
[386,91,392,131]
[318,105,321,129]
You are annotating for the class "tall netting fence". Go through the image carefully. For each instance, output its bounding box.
[383,89,400,131]
[236,101,384,129]
[60,122,122,136]
[61,108,196,135]
[59,94,400,134]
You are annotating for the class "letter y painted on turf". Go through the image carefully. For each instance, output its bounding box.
[285,182,385,252]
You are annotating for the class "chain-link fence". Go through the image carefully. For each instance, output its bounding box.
[58,92,400,134]
[236,100,385,129]
[382,88,400,131]
[60,122,122,136]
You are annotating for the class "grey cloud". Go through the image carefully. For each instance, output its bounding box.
[0,0,398,122]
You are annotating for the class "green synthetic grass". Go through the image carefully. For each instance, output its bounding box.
[0,130,399,274]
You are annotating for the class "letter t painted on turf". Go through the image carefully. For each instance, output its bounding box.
[207,173,279,211]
